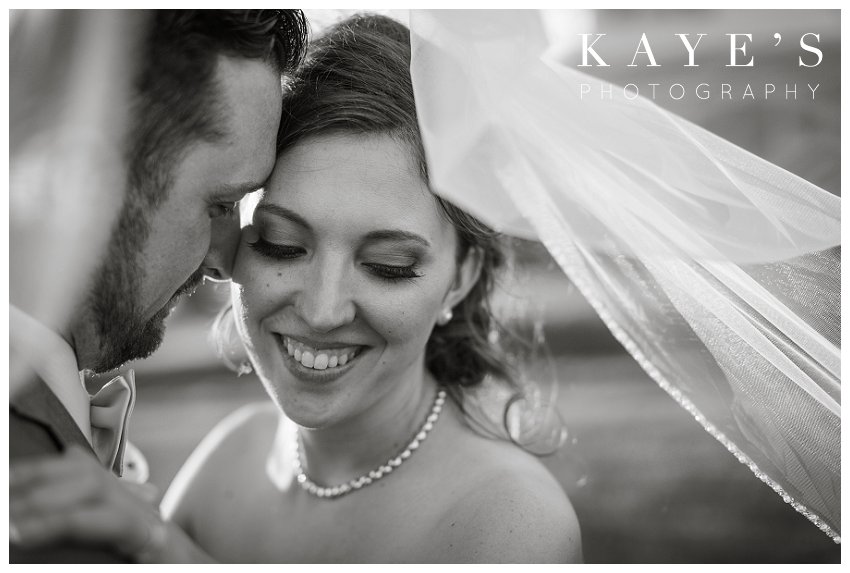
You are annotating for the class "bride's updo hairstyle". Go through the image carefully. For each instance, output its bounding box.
[277,13,513,391]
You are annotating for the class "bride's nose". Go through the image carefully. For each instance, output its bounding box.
[294,256,356,333]
[202,214,241,281]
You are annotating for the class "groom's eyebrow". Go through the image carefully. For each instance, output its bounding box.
[215,180,267,198]
[255,203,311,229]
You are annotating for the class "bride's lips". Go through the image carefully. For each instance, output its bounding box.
[275,334,365,384]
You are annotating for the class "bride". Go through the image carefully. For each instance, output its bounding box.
[9,14,581,563]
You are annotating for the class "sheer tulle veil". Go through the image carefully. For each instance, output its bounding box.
[408,10,840,541]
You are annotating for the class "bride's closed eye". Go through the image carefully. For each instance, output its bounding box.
[362,262,422,282]
[248,236,422,283]
[248,237,306,260]
[360,248,423,282]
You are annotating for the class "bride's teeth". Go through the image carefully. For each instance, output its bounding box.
[284,336,360,370]
[313,354,329,370]
[301,351,315,368]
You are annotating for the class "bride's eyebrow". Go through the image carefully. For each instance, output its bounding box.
[255,203,311,230]
[363,230,430,248]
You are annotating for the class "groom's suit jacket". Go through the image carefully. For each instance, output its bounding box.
[10,374,129,563]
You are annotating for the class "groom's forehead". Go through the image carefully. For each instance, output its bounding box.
[172,57,282,195]
[214,56,283,133]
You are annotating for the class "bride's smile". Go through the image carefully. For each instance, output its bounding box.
[280,335,362,370]
[276,333,364,382]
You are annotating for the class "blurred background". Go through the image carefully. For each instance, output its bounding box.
[113,10,839,563]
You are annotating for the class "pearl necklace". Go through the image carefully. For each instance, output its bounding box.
[293,389,447,499]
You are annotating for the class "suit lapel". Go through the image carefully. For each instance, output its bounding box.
[10,374,94,453]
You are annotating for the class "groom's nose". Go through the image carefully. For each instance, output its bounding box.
[202,214,241,281]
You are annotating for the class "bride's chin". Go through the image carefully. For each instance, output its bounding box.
[279,403,336,430]
[258,364,353,429]
[274,389,341,430]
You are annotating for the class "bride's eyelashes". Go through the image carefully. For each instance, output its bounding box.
[248,237,305,259]
[362,262,422,282]
[248,237,423,283]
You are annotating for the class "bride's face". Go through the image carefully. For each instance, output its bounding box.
[230,134,474,428]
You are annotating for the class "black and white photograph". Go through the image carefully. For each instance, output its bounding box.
[7,8,842,564]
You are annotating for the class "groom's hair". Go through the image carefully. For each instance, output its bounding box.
[127,10,308,206]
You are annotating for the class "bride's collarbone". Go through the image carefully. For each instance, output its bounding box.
[261,482,439,561]
[268,435,471,554]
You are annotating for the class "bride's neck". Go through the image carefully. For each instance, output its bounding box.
[296,367,438,485]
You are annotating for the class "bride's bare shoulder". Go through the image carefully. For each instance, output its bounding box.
[181,402,279,469]
[161,402,279,520]
[427,428,582,563]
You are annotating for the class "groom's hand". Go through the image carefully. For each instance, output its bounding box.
[10,445,163,559]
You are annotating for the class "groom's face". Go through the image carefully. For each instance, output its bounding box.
[79,56,282,373]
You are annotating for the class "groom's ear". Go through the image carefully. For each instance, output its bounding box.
[443,246,484,310]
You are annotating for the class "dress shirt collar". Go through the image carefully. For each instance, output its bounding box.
[9,304,92,442]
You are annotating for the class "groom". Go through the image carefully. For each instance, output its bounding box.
[10,10,308,563]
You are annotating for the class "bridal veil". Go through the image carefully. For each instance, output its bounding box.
[409,10,840,542]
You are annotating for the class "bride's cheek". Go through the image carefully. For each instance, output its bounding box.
[230,280,265,338]
[369,289,442,347]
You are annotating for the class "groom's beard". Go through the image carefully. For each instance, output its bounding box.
[85,198,204,374]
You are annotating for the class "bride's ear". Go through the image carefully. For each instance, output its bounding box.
[443,246,484,311]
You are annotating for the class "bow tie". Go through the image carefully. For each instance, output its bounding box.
[89,371,136,477]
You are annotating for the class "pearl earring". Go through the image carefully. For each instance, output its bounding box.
[437,307,453,326]
[236,360,253,376]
